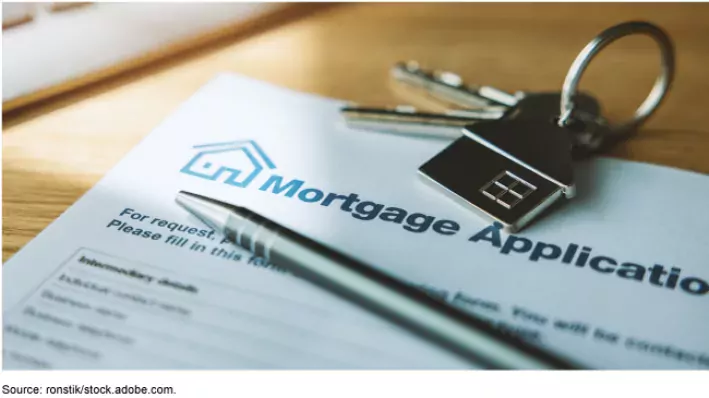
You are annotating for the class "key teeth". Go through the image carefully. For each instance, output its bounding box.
[391,60,422,78]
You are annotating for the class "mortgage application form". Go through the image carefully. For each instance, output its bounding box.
[3,74,708,369]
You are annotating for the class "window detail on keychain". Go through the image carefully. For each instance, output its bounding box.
[480,171,537,209]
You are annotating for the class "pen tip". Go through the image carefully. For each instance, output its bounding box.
[175,191,232,233]
[177,190,206,201]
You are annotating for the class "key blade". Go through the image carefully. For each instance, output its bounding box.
[341,105,489,139]
[478,86,522,107]
[391,61,503,108]
[446,107,508,120]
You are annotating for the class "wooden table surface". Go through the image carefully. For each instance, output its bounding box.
[3,3,709,262]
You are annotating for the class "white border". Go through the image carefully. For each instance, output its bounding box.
[1,370,708,398]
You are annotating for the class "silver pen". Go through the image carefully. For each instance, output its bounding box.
[175,191,579,369]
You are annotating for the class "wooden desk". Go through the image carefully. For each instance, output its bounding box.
[3,3,709,261]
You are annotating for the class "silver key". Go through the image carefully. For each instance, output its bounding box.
[342,91,601,142]
[342,61,605,140]
[391,61,523,108]
[342,61,524,139]
[341,104,507,139]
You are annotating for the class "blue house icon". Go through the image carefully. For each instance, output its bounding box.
[180,140,276,188]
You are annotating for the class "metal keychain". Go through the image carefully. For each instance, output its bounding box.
[341,62,601,140]
[418,21,675,232]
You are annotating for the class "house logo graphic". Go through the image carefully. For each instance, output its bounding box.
[180,140,276,187]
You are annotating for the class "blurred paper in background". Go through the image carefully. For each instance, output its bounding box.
[2,2,290,111]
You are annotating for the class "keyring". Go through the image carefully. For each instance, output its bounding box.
[558,21,675,135]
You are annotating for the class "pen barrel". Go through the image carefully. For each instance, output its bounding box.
[225,208,577,370]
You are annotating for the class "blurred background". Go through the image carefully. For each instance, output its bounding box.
[4,3,709,121]
[3,2,709,260]
[2,2,293,109]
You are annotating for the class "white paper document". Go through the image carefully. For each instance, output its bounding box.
[3,74,708,369]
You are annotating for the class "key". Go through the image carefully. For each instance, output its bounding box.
[343,60,603,141]
[342,92,602,141]
[391,61,523,108]
[342,61,605,232]
[341,60,518,139]
[341,105,507,139]
[419,118,579,233]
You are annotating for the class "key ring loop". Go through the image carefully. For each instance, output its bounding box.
[558,21,675,134]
